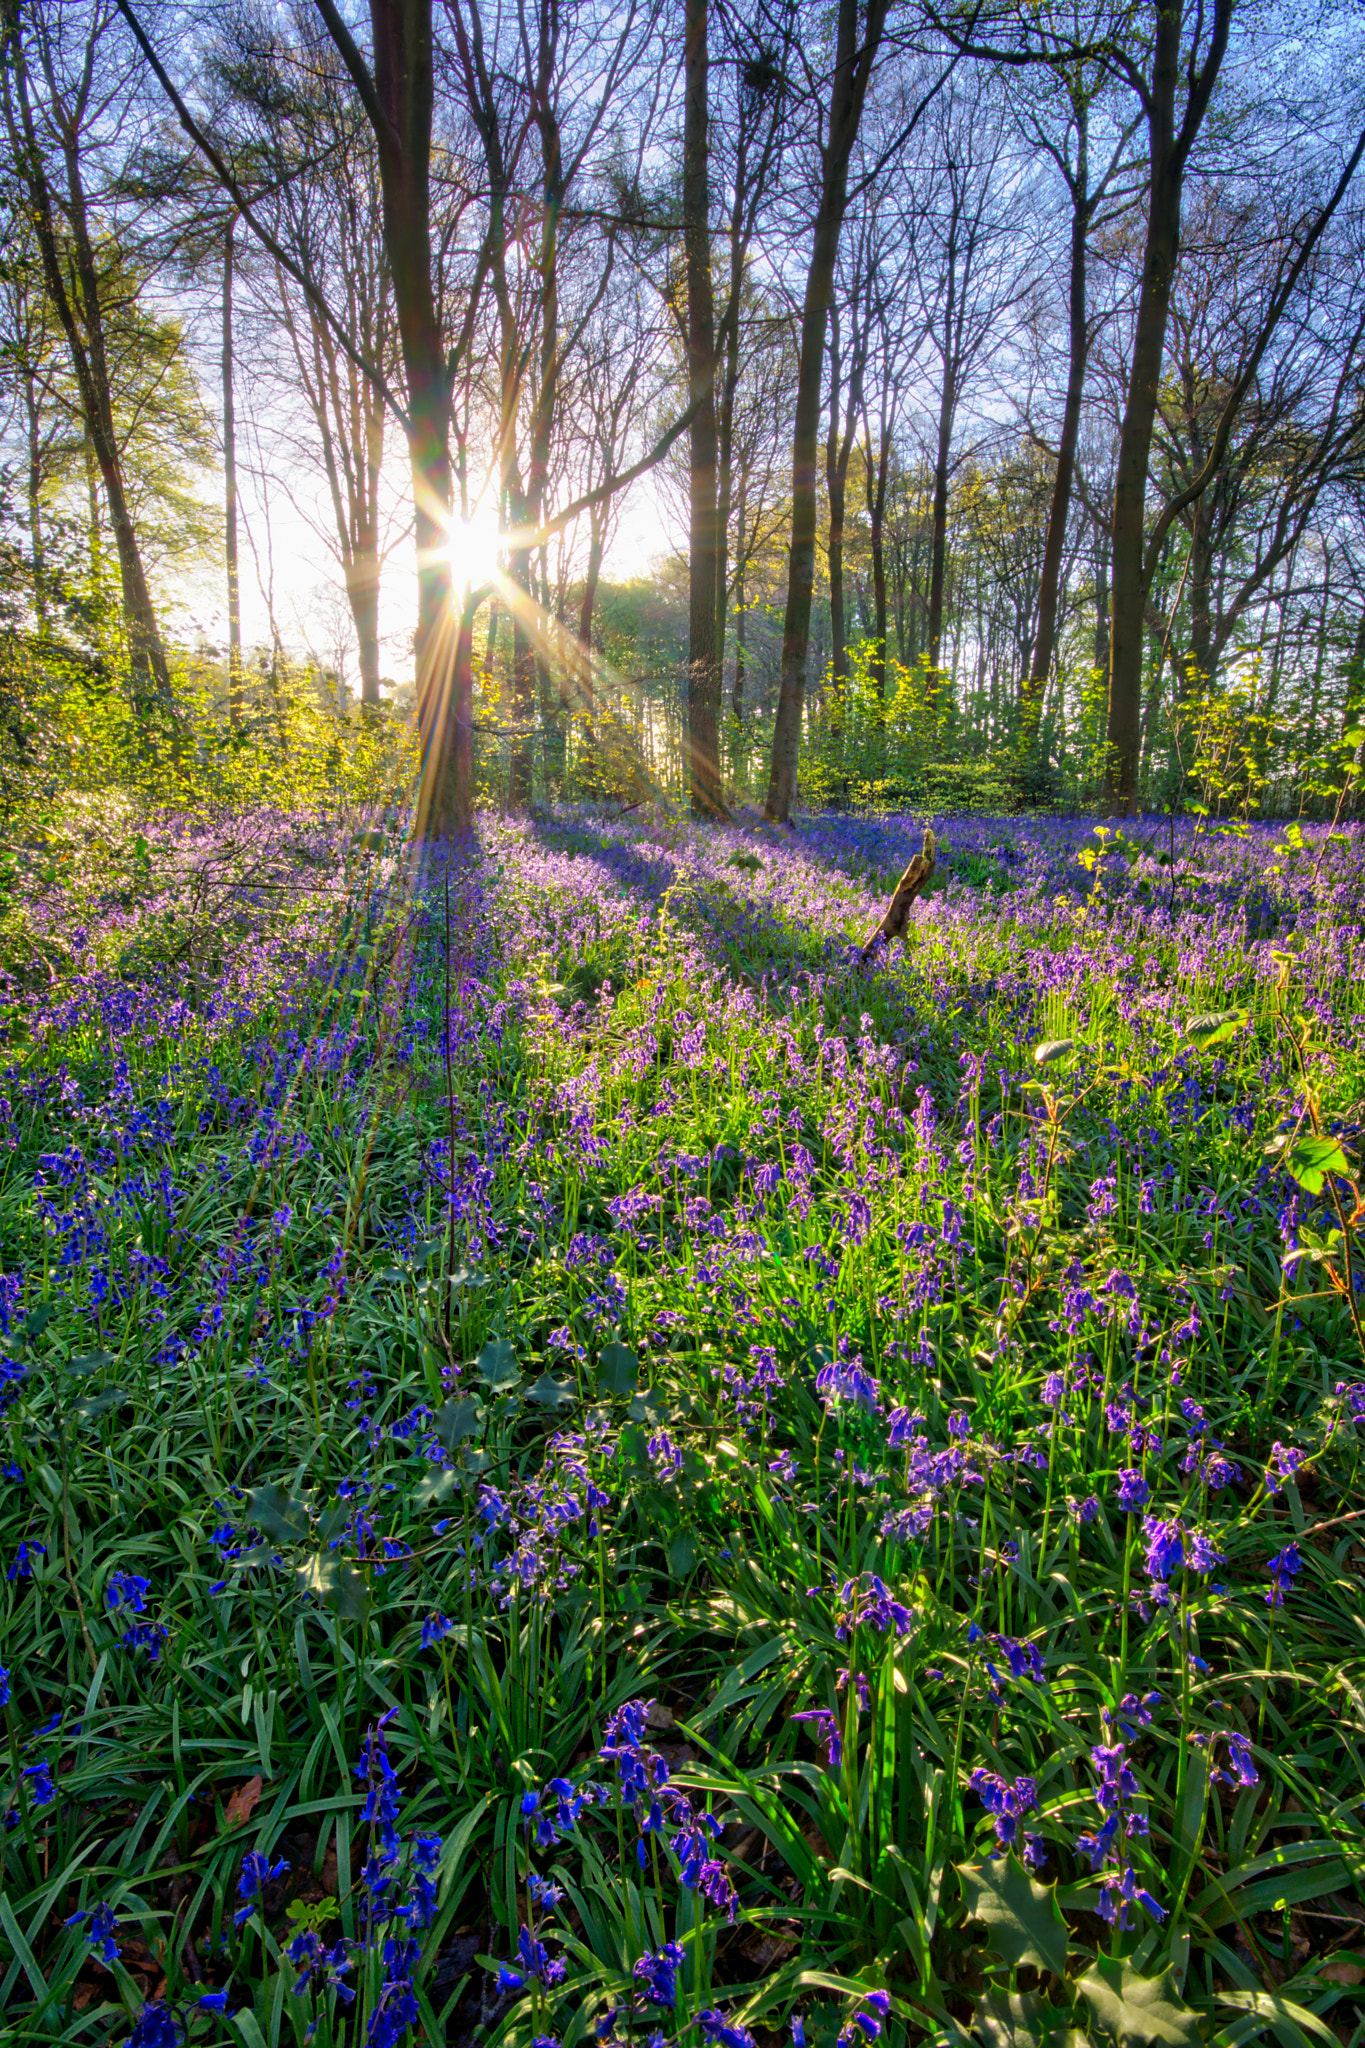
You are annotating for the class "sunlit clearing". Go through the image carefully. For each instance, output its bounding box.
[446,513,500,588]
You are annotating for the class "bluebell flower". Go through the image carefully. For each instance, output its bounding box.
[1115,1469,1150,1512]
[837,1990,891,2047]
[791,2017,808,2048]
[1266,1542,1303,1607]
[21,1760,54,1806]
[420,1612,453,1648]
[700,2011,757,2048]
[6,1540,45,1581]
[0,1664,9,1709]
[233,1849,288,1924]
[633,1939,685,2007]
[196,1992,229,2012]
[498,1963,526,1993]
[66,1900,119,1963]
[970,1767,1037,1848]
[106,1570,150,1612]
[792,1708,841,1770]
[129,2003,180,2048]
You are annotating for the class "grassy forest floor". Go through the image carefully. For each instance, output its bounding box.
[2,804,1365,2048]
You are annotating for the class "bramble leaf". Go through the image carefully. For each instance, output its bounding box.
[1284,1135,1352,1194]
[1184,1008,1248,1050]
[1034,1039,1076,1065]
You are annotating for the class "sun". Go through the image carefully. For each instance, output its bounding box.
[445,512,500,589]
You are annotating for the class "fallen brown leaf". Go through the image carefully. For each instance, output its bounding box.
[224,1775,264,1831]
[1320,1957,1365,1986]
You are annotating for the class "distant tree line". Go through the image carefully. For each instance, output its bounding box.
[0,0,1362,821]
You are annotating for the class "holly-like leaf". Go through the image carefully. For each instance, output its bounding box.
[668,1531,697,1576]
[73,1387,126,1425]
[295,1553,370,1622]
[628,1386,668,1425]
[1184,1008,1248,1051]
[1076,1960,1199,2048]
[958,1856,1069,1979]
[476,1339,520,1388]
[597,1341,639,1397]
[1284,1134,1352,1195]
[414,1464,460,1509]
[526,1371,577,1411]
[973,1989,1074,2048]
[65,1351,114,1375]
[1034,1039,1076,1066]
[433,1397,483,1451]
[248,1483,312,1544]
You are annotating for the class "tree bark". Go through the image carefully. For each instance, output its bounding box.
[684,0,724,816]
[223,215,244,724]
[315,0,462,831]
[765,0,891,823]
[1023,175,1090,757]
[1104,0,1232,811]
[1,3,173,710]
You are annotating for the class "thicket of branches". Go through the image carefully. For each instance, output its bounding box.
[1,0,1363,826]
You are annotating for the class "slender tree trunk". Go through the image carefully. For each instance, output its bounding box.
[685,0,723,815]
[223,214,244,725]
[1105,0,1232,810]
[765,0,890,822]
[826,305,848,734]
[23,366,45,630]
[926,352,955,698]
[1024,184,1090,757]
[866,425,890,724]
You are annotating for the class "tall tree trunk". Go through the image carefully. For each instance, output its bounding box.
[826,306,848,735]
[685,0,723,816]
[1023,179,1090,759]
[865,425,890,724]
[354,0,461,834]
[765,0,890,822]
[223,214,244,725]
[926,348,955,702]
[22,365,45,630]
[1104,0,1232,810]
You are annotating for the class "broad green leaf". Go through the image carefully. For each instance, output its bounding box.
[628,1386,668,1424]
[958,1857,1069,1978]
[65,1350,114,1375]
[526,1371,577,1411]
[1284,1135,1352,1195]
[1076,1959,1200,2048]
[1185,1009,1248,1051]
[295,1553,370,1622]
[73,1388,126,1424]
[21,1302,53,1344]
[973,1989,1074,2048]
[414,1464,460,1509]
[1034,1039,1076,1066]
[248,1483,312,1543]
[476,1339,520,1388]
[433,1397,483,1450]
[668,1531,697,1576]
[597,1340,639,1396]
